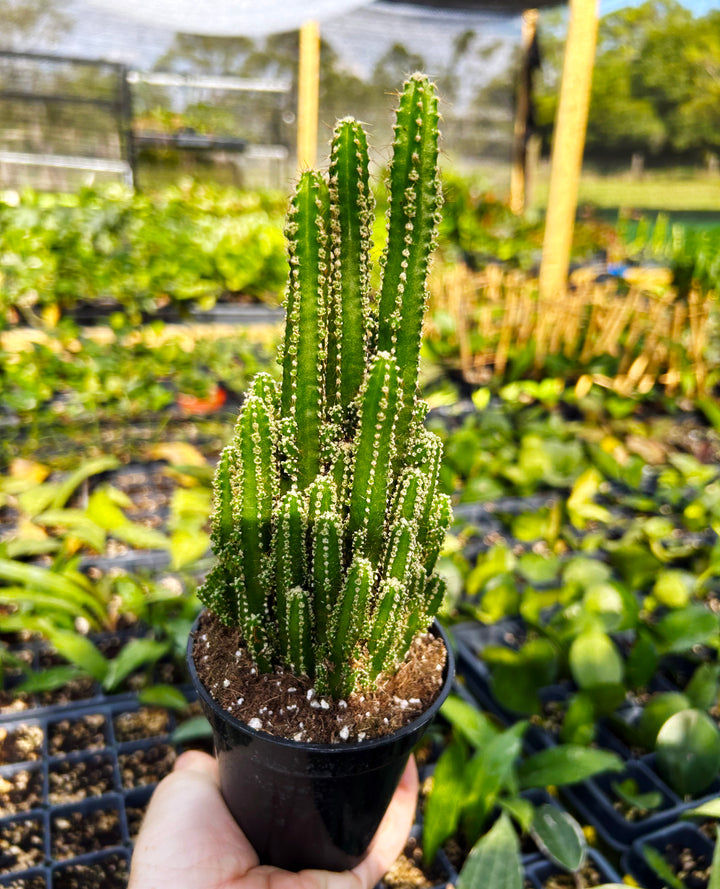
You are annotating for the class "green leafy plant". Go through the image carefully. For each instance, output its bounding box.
[422,693,623,874]
[197,74,450,697]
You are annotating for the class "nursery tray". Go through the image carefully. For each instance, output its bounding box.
[0,692,203,888]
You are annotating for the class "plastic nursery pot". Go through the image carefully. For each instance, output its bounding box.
[187,613,455,872]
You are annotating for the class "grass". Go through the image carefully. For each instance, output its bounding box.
[531,165,720,215]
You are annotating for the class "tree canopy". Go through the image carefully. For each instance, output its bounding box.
[536,0,720,164]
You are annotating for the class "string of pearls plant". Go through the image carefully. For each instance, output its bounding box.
[198,74,451,699]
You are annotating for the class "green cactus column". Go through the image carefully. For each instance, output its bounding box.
[198,74,451,698]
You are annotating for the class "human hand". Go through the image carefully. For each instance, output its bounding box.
[129,749,419,889]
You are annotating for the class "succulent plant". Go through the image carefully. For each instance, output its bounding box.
[198,74,450,698]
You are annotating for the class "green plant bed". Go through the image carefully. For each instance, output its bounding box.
[0,182,289,327]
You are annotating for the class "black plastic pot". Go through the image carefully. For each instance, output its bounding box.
[187,615,455,872]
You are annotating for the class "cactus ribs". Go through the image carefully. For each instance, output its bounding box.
[196,75,450,733]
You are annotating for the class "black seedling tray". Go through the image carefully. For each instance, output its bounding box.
[560,759,682,852]
[621,822,715,889]
[525,847,621,889]
[0,694,200,887]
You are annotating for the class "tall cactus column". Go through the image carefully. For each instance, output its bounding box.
[197,74,451,701]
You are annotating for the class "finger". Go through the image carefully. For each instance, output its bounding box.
[129,750,260,889]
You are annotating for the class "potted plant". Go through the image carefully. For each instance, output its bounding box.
[186,74,454,873]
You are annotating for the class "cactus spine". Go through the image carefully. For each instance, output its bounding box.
[198,74,450,698]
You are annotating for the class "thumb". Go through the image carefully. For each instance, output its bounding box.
[129,751,259,889]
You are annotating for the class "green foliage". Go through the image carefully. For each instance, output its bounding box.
[198,76,450,696]
[655,709,720,796]
[529,804,586,873]
[536,2,720,162]
[424,693,622,878]
[456,813,523,889]
[0,182,288,325]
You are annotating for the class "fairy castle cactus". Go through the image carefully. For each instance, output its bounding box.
[198,75,451,697]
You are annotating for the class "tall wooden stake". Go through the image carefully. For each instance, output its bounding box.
[297,20,320,172]
[538,0,599,300]
[510,9,539,215]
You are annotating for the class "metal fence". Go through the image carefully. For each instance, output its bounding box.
[0,50,292,190]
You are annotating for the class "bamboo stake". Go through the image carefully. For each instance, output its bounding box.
[538,0,599,302]
[297,21,320,172]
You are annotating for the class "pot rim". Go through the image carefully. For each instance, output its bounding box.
[187,610,455,754]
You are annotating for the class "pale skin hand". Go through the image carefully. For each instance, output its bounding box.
[129,749,419,889]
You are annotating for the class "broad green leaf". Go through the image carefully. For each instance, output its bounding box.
[499,796,535,833]
[0,586,93,624]
[569,631,623,690]
[636,692,691,749]
[17,665,84,693]
[685,663,720,711]
[139,685,189,711]
[457,812,522,889]
[530,804,586,872]
[625,631,659,690]
[653,569,695,609]
[35,509,107,552]
[518,745,623,789]
[112,523,171,551]
[709,828,720,889]
[17,482,63,518]
[562,556,612,590]
[5,537,61,559]
[642,845,686,889]
[170,529,210,569]
[611,779,662,813]
[682,799,720,820]
[656,709,720,797]
[440,695,499,749]
[148,442,207,466]
[0,558,106,625]
[103,638,170,691]
[567,469,613,529]
[462,722,526,841]
[560,692,596,746]
[46,629,108,682]
[86,488,129,529]
[50,456,120,509]
[172,715,213,745]
[655,606,720,654]
[423,737,467,865]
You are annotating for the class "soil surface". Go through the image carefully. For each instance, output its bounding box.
[53,852,128,889]
[0,767,44,816]
[0,725,43,765]
[383,834,448,889]
[118,743,176,789]
[51,807,122,861]
[1,876,46,889]
[49,754,116,804]
[126,803,149,840]
[0,817,45,874]
[114,708,170,743]
[660,843,711,889]
[48,714,107,756]
[194,610,447,744]
[542,860,603,888]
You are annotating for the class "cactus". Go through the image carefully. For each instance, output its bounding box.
[198,74,450,698]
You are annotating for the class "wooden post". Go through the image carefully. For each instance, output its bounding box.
[538,0,599,301]
[510,9,539,215]
[297,20,320,172]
